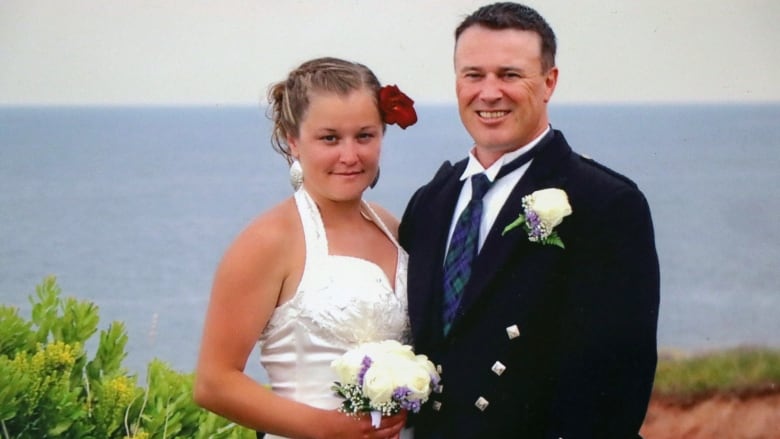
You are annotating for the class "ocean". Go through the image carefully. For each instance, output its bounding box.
[1,104,779,381]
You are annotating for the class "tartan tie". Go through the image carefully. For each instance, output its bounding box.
[442,173,493,335]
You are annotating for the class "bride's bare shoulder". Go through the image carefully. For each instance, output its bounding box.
[224,197,301,263]
[367,202,400,238]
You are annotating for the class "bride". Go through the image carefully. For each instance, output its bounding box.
[194,57,416,439]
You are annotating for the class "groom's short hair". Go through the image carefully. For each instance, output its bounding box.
[455,2,557,72]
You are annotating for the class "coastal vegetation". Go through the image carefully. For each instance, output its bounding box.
[0,276,254,438]
[654,347,780,404]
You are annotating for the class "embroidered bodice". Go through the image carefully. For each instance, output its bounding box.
[258,189,409,437]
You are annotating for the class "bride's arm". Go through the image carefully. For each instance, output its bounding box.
[193,201,321,437]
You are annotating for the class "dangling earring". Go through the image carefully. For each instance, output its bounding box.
[370,167,380,189]
[289,160,303,190]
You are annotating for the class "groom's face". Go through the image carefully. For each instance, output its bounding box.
[455,25,558,165]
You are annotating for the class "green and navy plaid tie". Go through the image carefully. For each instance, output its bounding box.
[442,173,492,335]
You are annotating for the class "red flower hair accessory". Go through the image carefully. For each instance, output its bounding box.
[379,85,418,129]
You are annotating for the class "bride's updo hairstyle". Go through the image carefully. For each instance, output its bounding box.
[267,57,383,164]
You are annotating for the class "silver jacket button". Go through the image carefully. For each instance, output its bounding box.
[491,361,507,376]
[506,324,521,339]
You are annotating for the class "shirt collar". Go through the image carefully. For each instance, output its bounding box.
[459,125,551,182]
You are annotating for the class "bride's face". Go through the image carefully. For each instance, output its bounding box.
[288,88,383,203]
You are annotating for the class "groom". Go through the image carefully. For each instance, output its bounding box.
[399,2,659,438]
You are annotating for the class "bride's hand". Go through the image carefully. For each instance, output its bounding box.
[375,410,406,439]
[321,409,406,439]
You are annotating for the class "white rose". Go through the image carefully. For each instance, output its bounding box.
[528,188,572,229]
[330,349,366,384]
[414,354,439,382]
[375,340,415,360]
[395,362,433,400]
[362,361,398,404]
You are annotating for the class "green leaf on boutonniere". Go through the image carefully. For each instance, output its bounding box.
[502,214,527,236]
[543,233,565,249]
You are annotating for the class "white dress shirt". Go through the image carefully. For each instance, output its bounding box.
[445,126,551,257]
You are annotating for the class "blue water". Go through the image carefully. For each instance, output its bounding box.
[1,104,779,380]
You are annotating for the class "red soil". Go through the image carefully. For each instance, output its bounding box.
[640,392,780,439]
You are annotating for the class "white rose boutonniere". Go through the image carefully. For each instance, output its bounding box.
[502,188,572,248]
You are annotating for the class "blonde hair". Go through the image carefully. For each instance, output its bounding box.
[267,57,383,163]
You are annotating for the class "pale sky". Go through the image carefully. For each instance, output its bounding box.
[1,0,778,105]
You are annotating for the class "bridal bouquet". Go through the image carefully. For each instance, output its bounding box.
[331,340,439,425]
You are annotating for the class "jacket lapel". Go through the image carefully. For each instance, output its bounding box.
[408,160,467,345]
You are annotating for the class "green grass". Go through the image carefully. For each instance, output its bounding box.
[653,347,780,403]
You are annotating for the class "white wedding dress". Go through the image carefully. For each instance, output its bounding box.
[258,189,412,439]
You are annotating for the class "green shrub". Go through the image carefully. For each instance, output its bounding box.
[0,276,255,438]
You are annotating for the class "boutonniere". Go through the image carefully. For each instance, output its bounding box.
[502,188,572,249]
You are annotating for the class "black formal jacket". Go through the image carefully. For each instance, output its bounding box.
[399,130,660,439]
